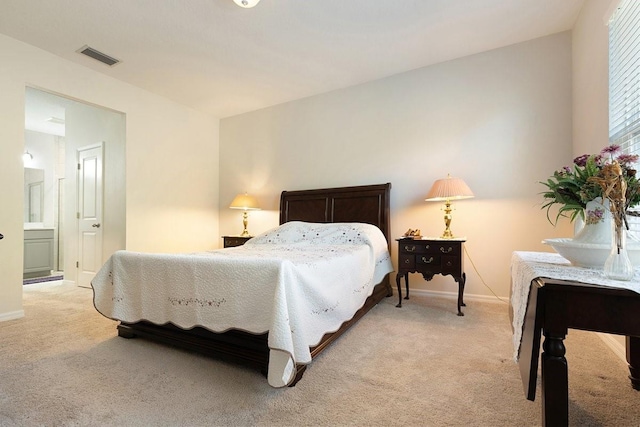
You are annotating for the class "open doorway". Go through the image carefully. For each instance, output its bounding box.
[24,87,126,288]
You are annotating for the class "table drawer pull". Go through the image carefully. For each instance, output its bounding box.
[404,258,412,264]
[421,256,434,264]
[440,246,453,253]
[404,245,416,252]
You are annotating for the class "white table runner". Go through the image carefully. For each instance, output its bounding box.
[510,251,640,361]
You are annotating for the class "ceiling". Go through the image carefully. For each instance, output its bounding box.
[2,0,585,119]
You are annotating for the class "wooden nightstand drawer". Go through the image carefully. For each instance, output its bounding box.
[222,236,252,248]
[399,253,415,269]
[416,254,437,266]
[441,255,461,274]
[435,243,461,256]
[398,241,431,254]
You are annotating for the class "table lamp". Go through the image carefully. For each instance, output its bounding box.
[229,193,260,237]
[425,175,474,239]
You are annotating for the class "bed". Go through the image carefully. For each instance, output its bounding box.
[91,183,393,387]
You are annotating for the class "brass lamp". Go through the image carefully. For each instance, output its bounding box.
[229,193,261,237]
[425,175,474,239]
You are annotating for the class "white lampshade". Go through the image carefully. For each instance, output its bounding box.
[229,193,260,210]
[233,0,261,8]
[425,175,474,202]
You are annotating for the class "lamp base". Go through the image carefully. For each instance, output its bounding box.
[440,229,455,239]
[441,200,455,239]
[240,211,250,237]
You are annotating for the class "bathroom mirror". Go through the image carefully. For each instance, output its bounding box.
[24,167,44,224]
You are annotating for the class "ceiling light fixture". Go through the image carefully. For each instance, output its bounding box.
[233,0,261,8]
[22,151,33,164]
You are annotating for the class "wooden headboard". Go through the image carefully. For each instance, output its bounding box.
[279,183,391,245]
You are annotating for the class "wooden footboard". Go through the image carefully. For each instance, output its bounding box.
[117,278,390,386]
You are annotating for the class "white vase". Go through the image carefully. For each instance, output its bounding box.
[573,197,611,244]
[604,220,634,281]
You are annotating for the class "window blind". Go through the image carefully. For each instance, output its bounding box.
[609,0,640,152]
[609,0,640,238]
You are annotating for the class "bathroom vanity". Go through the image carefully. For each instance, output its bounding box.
[24,228,54,277]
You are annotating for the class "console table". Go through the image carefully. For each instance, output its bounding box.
[511,251,640,426]
[395,237,466,315]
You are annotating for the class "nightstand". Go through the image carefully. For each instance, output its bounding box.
[395,237,467,316]
[222,235,252,248]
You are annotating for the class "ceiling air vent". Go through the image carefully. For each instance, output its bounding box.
[77,45,121,67]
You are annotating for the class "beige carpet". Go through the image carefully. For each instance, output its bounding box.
[1,281,639,426]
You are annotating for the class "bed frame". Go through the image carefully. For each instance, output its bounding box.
[116,183,392,386]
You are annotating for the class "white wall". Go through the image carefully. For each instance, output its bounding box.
[220,32,574,300]
[0,33,220,320]
[573,0,612,156]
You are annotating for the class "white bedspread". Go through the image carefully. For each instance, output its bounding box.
[92,221,393,387]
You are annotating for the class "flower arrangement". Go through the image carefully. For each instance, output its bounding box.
[541,145,640,224]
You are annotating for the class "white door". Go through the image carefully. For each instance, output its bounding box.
[77,144,103,288]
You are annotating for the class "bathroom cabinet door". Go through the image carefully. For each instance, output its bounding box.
[24,229,54,276]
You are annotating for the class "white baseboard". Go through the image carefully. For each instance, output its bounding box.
[597,332,627,363]
[0,309,25,322]
[402,288,509,304]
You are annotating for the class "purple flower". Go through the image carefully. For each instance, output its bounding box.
[573,154,589,167]
[601,144,622,157]
[616,153,639,166]
[560,166,572,175]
